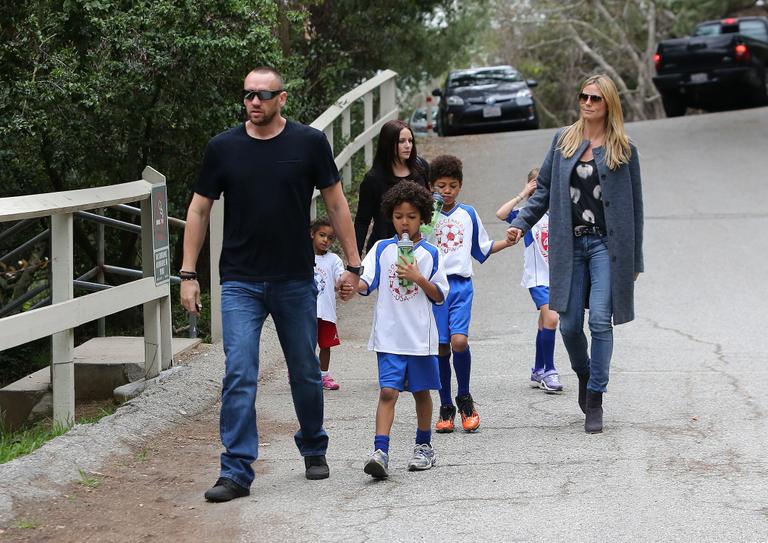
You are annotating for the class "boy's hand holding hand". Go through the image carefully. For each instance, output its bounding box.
[523,178,537,198]
[337,271,358,301]
[506,227,523,245]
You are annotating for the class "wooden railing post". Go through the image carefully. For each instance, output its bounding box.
[364,93,374,168]
[51,213,75,427]
[140,167,171,377]
[209,197,224,343]
[341,109,352,189]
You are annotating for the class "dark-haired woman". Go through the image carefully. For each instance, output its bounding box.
[354,120,430,255]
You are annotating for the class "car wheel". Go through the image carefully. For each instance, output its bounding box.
[661,94,687,117]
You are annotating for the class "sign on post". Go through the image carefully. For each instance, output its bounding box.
[151,184,170,285]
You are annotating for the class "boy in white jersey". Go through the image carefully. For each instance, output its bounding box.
[357,181,449,479]
[311,218,345,390]
[430,155,513,433]
[496,168,563,393]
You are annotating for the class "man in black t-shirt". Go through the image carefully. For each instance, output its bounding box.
[180,67,361,503]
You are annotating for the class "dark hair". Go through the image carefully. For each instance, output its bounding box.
[248,66,284,88]
[372,120,421,177]
[429,154,463,184]
[310,216,333,234]
[381,181,434,225]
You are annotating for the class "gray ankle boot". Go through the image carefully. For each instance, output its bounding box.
[577,372,590,414]
[585,390,603,434]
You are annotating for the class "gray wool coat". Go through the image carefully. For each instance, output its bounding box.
[510,131,644,325]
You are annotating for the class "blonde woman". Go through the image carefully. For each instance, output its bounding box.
[506,74,644,434]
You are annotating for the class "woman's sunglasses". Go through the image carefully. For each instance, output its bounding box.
[578,92,603,104]
[243,89,284,101]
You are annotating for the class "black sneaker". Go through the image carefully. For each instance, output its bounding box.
[304,455,330,480]
[204,477,250,502]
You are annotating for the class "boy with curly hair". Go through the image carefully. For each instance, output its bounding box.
[356,181,449,478]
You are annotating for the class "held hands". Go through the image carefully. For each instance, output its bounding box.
[523,178,537,198]
[396,255,422,284]
[506,227,523,246]
[180,280,202,316]
[337,270,358,301]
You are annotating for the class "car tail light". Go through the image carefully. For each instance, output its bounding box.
[653,53,661,71]
[735,43,751,62]
[723,18,738,25]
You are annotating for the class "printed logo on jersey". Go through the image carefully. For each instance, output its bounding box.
[387,263,419,302]
[535,227,550,261]
[313,266,328,294]
[435,218,465,254]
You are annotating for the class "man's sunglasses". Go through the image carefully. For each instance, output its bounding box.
[578,92,603,104]
[243,89,284,101]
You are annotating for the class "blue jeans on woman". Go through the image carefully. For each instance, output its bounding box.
[558,234,613,393]
[219,279,328,489]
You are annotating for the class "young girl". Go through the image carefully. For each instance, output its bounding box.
[357,181,449,479]
[311,218,345,390]
[496,168,563,393]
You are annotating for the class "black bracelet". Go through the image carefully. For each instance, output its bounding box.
[179,270,198,281]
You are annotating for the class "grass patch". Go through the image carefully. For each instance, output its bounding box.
[13,518,39,529]
[77,469,100,488]
[0,400,117,465]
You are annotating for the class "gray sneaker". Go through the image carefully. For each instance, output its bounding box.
[407,443,436,471]
[364,449,389,479]
[539,370,564,393]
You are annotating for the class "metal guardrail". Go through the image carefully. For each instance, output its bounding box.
[0,167,173,426]
[207,70,399,342]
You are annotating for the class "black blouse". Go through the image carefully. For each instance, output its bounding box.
[570,158,606,232]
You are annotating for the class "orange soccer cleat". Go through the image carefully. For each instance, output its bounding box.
[435,405,456,433]
[455,393,480,432]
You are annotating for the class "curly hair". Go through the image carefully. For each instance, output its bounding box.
[428,154,463,184]
[381,181,434,225]
[310,216,332,234]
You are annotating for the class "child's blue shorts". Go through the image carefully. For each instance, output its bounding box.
[528,285,550,310]
[433,275,474,343]
[377,352,441,392]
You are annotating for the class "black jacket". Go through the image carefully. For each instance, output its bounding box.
[354,157,430,255]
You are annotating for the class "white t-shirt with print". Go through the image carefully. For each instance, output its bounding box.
[314,252,344,323]
[360,236,449,356]
[434,203,494,277]
[506,209,550,288]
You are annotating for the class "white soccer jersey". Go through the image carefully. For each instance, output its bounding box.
[360,236,449,356]
[434,203,494,277]
[314,252,344,323]
[507,209,550,288]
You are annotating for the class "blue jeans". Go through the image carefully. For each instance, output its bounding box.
[558,235,613,393]
[219,279,327,488]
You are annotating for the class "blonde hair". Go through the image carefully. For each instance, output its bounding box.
[557,74,631,170]
[526,167,539,182]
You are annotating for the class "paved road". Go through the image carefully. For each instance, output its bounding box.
[239,107,768,542]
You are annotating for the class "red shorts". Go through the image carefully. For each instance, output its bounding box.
[317,319,341,349]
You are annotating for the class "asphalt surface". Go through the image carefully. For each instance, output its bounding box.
[238,107,768,542]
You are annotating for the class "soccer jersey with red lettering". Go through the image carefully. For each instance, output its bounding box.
[314,252,344,323]
[434,203,494,277]
[506,209,550,288]
[360,236,449,355]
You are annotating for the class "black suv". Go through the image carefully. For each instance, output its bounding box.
[432,65,539,136]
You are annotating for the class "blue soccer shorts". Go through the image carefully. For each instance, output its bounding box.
[433,275,474,344]
[376,352,441,392]
[528,285,550,310]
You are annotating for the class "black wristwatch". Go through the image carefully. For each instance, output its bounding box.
[345,264,363,276]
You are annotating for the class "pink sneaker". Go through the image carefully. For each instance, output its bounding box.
[321,374,340,390]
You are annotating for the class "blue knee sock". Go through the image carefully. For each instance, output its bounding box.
[437,354,453,406]
[416,428,431,446]
[534,330,544,371]
[453,347,471,397]
[541,328,557,372]
[374,434,390,454]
